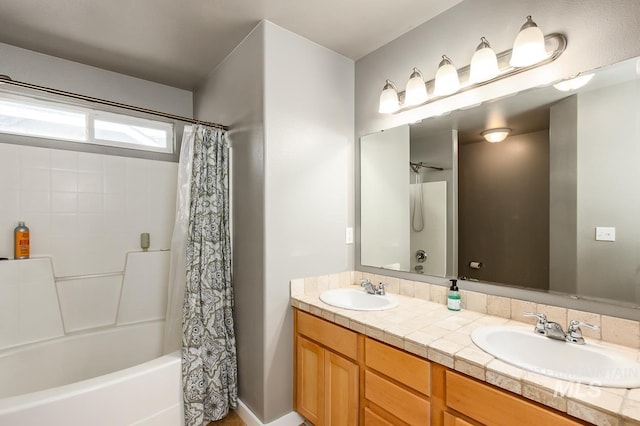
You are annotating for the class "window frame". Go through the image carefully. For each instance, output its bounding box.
[0,91,175,154]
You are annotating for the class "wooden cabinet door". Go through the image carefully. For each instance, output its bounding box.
[324,350,359,426]
[297,336,325,425]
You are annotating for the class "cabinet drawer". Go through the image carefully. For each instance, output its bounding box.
[363,407,395,426]
[365,371,430,425]
[296,310,358,360]
[365,337,431,396]
[443,411,476,426]
[446,371,583,426]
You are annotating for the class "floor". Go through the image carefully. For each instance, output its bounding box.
[207,410,246,425]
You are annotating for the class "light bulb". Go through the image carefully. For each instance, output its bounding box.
[404,68,428,106]
[434,55,460,97]
[510,16,547,67]
[470,37,499,83]
[378,80,400,114]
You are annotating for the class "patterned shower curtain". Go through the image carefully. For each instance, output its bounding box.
[182,126,237,425]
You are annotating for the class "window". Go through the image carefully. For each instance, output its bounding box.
[93,111,173,153]
[0,93,174,153]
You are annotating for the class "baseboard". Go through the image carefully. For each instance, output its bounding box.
[236,400,304,426]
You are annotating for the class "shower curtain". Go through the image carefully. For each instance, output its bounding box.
[165,125,238,425]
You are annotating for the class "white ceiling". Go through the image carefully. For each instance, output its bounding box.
[0,0,463,90]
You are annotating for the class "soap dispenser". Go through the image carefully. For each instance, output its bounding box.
[447,279,461,311]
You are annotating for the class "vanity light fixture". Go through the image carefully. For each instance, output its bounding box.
[405,68,428,105]
[378,79,400,113]
[553,73,594,91]
[434,55,460,96]
[470,37,500,83]
[510,16,547,67]
[377,16,566,114]
[481,128,511,143]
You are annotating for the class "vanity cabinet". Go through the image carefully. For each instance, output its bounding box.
[364,337,431,425]
[294,309,587,426]
[295,310,359,425]
[444,370,585,426]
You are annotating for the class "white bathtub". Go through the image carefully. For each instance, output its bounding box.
[0,320,184,426]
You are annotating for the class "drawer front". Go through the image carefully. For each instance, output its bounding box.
[296,310,358,360]
[365,371,430,425]
[443,412,476,426]
[446,371,583,426]
[363,407,395,426]
[366,337,431,396]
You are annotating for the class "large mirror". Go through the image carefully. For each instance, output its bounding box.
[360,55,640,306]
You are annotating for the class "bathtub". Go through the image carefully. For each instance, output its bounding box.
[0,320,184,426]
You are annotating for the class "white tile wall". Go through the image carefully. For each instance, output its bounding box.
[117,251,170,325]
[0,143,178,277]
[0,258,64,349]
[56,275,123,333]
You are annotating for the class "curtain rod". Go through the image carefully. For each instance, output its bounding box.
[0,74,229,131]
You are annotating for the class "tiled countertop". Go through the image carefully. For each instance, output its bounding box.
[291,279,640,426]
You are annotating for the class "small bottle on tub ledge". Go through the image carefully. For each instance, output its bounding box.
[14,221,30,260]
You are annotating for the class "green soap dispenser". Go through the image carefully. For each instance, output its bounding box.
[447,279,461,311]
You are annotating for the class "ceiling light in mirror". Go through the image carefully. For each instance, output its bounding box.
[378,80,400,113]
[481,128,511,143]
[553,73,595,91]
[510,16,547,67]
[434,55,460,96]
[405,68,428,105]
[470,37,499,83]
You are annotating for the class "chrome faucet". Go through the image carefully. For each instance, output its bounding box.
[523,312,599,344]
[565,320,599,345]
[360,279,388,295]
[523,312,566,340]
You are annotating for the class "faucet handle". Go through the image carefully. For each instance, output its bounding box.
[566,320,599,344]
[360,278,372,286]
[523,312,548,334]
[376,282,388,295]
[568,320,599,330]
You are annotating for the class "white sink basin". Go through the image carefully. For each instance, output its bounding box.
[319,288,398,311]
[471,326,640,388]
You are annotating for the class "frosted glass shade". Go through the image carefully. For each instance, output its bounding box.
[481,128,511,143]
[378,80,400,113]
[470,38,499,83]
[434,56,460,97]
[404,68,428,105]
[553,73,594,91]
[510,16,547,67]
